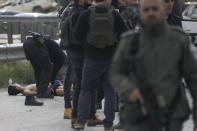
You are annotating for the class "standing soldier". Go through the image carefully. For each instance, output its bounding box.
[58,0,102,127]
[172,0,184,18]
[58,0,75,119]
[110,0,197,130]
[164,0,182,27]
[73,0,127,130]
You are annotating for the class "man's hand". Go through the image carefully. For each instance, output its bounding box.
[128,88,147,116]
[128,89,144,103]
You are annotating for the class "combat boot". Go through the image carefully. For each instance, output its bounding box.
[87,116,102,126]
[71,117,77,128]
[73,122,85,130]
[64,108,72,119]
[114,122,123,129]
[25,95,43,106]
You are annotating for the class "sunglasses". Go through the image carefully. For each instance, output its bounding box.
[164,0,174,3]
[143,6,159,12]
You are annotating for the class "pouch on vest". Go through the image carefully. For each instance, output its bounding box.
[87,6,117,49]
[58,7,73,49]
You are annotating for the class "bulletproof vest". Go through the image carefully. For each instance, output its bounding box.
[121,4,139,29]
[87,6,116,49]
[58,6,73,49]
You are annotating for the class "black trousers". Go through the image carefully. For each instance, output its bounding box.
[64,50,75,108]
[23,38,52,95]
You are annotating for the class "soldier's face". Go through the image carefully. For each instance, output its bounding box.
[164,0,174,16]
[140,0,165,27]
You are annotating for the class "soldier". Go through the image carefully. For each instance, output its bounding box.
[23,32,65,98]
[164,0,182,27]
[72,0,127,130]
[120,0,139,29]
[172,0,184,18]
[58,0,75,119]
[110,0,197,130]
[59,0,102,126]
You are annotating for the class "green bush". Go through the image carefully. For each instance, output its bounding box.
[0,60,66,88]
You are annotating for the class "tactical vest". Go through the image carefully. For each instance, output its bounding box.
[58,6,73,49]
[87,6,117,49]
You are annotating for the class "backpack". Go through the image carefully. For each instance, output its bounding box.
[58,6,73,49]
[87,6,117,49]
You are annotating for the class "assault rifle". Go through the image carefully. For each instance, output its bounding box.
[57,0,71,18]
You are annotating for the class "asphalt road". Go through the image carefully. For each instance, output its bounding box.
[0,88,194,131]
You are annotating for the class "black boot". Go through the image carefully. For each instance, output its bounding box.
[25,95,43,106]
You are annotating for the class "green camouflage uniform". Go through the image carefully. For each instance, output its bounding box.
[110,22,197,125]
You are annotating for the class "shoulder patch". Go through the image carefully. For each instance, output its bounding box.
[170,26,189,36]
[121,30,136,39]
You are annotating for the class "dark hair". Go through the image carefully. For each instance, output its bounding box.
[8,85,21,95]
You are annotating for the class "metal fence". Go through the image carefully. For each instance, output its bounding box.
[0,15,59,44]
[0,15,61,62]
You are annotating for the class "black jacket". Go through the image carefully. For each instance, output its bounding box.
[68,4,87,54]
[167,14,182,27]
[44,38,66,64]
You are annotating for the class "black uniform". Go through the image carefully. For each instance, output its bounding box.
[23,37,65,96]
[172,0,184,18]
[67,3,89,118]
[167,14,182,27]
[74,6,127,128]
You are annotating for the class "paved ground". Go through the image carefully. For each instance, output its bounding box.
[0,88,194,131]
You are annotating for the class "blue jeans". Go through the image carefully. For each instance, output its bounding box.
[77,59,115,127]
[70,52,96,118]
